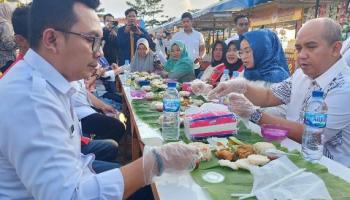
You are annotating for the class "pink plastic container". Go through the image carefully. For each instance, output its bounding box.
[261,124,289,142]
[130,90,146,99]
[182,82,192,92]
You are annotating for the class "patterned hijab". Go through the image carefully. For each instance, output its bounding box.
[0,3,13,23]
[130,38,155,72]
[242,29,290,83]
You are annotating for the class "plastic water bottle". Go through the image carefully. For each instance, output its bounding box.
[302,90,328,162]
[123,60,130,86]
[219,69,230,104]
[162,82,180,141]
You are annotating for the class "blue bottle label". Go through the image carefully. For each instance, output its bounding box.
[304,112,327,128]
[163,99,180,112]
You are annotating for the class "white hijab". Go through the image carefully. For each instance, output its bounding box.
[0,3,13,24]
[131,38,155,72]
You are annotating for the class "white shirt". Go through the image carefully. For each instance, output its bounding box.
[272,58,350,167]
[341,37,350,67]
[224,33,239,45]
[71,80,96,120]
[0,49,124,199]
[172,29,205,61]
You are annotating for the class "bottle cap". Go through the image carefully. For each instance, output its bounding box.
[125,60,130,65]
[223,69,229,74]
[312,90,324,98]
[167,82,177,88]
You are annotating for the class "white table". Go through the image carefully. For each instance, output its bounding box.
[118,75,350,200]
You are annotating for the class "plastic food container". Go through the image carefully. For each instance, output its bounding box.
[182,82,192,92]
[261,124,289,142]
[130,90,146,99]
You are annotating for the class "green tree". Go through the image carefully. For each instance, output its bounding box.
[126,0,168,28]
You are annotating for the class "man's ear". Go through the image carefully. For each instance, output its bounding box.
[41,28,61,54]
[332,41,343,57]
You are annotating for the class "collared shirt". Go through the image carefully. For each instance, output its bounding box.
[172,29,205,61]
[71,80,96,120]
[0,49,124,199]
[272,58,350,166]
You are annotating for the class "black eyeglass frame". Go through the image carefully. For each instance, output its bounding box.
[55,29,103,53]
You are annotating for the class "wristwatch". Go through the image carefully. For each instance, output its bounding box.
[249,108,263,124]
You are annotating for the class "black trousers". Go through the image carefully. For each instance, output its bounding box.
[81,113,126,142]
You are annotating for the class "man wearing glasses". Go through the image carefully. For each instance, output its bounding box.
[225,14,250,47]
[0,0,198,199]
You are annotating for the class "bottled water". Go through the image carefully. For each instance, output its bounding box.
[220,69,230,82]
[162,82,180,141]
[123,60,130,86]
[302,90,328,162]
[219,69,230,104]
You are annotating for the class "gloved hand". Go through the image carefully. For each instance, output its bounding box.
[143,142,199,185]
[191,79,213,96]
[227,93,256,118]
[208,78,247,99]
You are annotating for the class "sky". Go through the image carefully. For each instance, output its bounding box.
[100,0,218,19]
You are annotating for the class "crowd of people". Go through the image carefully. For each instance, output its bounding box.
[0,0,350,199]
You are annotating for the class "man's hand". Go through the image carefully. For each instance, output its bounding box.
[101,104,117,115]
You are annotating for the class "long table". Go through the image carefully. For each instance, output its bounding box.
[117,74,350,200]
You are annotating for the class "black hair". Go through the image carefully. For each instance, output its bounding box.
[12,5,30,40]
[29,0,100,49]
[103,13,114,21]
[181,12,193,20]
[125,8,137,16]
[234,14,249,24]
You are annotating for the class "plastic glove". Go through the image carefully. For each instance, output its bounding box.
[207,77,247,99]
[143,142,199,185]
[191,79,213,96]
[227,93,256,118]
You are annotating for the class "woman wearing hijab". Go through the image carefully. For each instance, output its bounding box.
[209,40,244,85]
[164,41,195,83]
[0,3,16,70]
[200,40,227,81]
[130,38,162,73]
[240,29,290,83]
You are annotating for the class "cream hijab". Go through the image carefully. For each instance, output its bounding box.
[0,3,13,24]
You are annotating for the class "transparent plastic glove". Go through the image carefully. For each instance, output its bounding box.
[227,93,255,118]
[191,79,213,96]
[143,142,199,185]
[207,77,247,99]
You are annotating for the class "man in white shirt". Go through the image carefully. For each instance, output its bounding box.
[209,18,350,167]
[172,12,205,62]
[225,15,250,46]
[0,0,199,199]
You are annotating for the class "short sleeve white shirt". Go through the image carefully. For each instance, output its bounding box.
[0,49,124,199]
[172,29,205,61]
[272,58,350,166]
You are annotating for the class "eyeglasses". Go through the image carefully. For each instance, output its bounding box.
[238,48,252,58]
[55,29,103,53]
